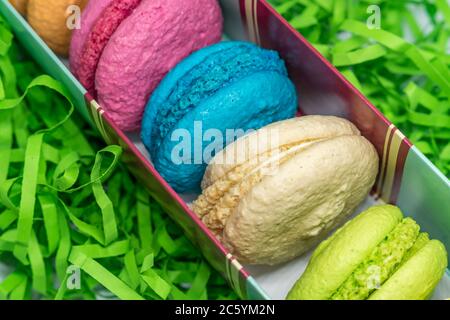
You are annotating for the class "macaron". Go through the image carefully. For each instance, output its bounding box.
[141,41,298,193]
[287,205,448,300]
[27,0,88,56]
[70,0,223,131]
[9,0,28,15]
[192,116,379,265]
[69,0,113,75]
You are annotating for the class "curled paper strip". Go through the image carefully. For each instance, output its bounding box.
[0,16,236,300]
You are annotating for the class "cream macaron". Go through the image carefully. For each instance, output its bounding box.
[192,116,379,265]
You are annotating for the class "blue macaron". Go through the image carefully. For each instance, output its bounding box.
[141,41,298,192]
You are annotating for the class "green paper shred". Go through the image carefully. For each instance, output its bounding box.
[270,0,450,177]
[0,15,236,300]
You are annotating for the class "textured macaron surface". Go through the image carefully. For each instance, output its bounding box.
[143,42,290,158]
[287,205,404,299]
[201,115,362,189]
[287,205,448,300]
[331,217,420,300]
[9,0,28,15]
[95,0,223,131]
[27,0,88,56]
[75,0,142,97]
[70,0,113,75]
[142,42,298,192]
[368,239,447,300]
[192,116,379,264]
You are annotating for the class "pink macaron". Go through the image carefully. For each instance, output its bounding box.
[70,0,113,75]
[70,0,223,131]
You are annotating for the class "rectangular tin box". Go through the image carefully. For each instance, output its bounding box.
[1,0,449,299]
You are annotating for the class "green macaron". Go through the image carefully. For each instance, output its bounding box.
[287,205,448,300]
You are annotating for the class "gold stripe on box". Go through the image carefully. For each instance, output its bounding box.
[226,253,244,298]
[89,101,103,135]
[90,101,113,145]
[98,109,114,145]
[382,128,406,202]
[253,0,261,45]
[377,124,394,197]
[245,0,257,44]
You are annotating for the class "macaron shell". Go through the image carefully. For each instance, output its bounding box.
[95,0,223,131]
[153,71,297,192]
[76,0,141,97]
[194,116,365,230]
[70,0,113,76]
[369,240,448,300]
[331,217,420,300]
[27,0,88,56]
[9,0,28,15]
[144,41,242,114]
[202,115,362,189]
[146,42,288,159]
[222,135,380,266]
[286,205,402,299]
[141,41,237,152]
